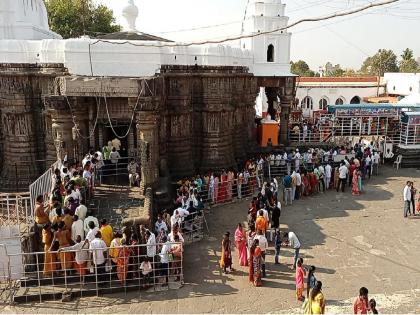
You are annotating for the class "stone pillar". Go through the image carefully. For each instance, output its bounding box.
[47,96,89,163]
[0,94,40,190]
[136,109,159,191]
[279,77,296,144]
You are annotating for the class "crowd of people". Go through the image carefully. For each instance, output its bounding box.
[216,141,389,314]
[403,180,420,217]
[31,146,186,287]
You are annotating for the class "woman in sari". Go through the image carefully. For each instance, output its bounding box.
[304,280,326,314]
[234,223,247,266]
[226,171,234,201]
[252,241,263,287]
[352,168,361,195]
[43,224,60,276]
[117,238,132,284]
[248,238,256,283]
[219,232,233,273]
[54,221,73,270]
[214,176,219,204]
[218,171,228,203]
[170,235,183,281]
[302,172,311,196]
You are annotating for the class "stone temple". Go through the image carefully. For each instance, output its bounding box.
[0,0,296,192]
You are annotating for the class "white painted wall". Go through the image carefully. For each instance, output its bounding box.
[296,85,385,118]
[384,73,420,96]
[0,0,292,78]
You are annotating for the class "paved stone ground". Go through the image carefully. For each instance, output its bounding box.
[3,166,420,313]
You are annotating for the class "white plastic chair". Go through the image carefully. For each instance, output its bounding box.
[393,155,402,170]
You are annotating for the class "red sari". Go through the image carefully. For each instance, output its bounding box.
[302,175,310,196]
[218,174,228,203]
[234,228,248,266]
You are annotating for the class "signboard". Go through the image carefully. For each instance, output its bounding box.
[335,107,399,117]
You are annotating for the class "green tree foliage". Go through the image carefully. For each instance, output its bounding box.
[291,60,315,77]
[360,49,399,76]
[399,48,419,73]
[45,0,121,39]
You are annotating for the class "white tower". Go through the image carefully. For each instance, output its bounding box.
[0,0,61,39]
[242,0,292,77]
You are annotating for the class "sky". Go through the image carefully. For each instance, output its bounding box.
[97,0,420,71]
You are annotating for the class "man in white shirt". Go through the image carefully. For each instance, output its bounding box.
[372,151,380,175]
[254,229,268,277]
[337,162,348,193]
[170,208,189,228]
[75,200,87,221]
[84,215,99,234]
[127,159,140,187]
[59,235,89,278]
[294,150,301,172]
[85,221,100,242]
[155,214,168,235]
[294,170,302,200]
[283,231,301,269]
[89,231,108,278]
[109,148,121,164]
[403,181,412,218]
[168,224,185,243]
[145,230,157,259]
[159,236,171,284]
[324,163,332,190]
[71,215,85,242]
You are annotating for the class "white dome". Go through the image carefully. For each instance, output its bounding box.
[0,0,60,39]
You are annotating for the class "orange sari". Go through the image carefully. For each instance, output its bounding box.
[42,230,60,276]
[117,247,132,283]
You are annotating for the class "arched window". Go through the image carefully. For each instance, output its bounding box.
[301,96,313,110]
[319,98,328,110]
[350,96,361,104]
[335,97,345,105]
[267,44,274,62]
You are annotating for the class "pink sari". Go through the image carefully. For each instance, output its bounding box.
[352,169,360,195]
[234,227,248,266]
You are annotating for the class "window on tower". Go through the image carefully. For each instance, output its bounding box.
[267,44,274,62]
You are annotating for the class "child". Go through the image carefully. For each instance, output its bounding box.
[369,299,378,314]
[306,265,316,297]
[274,230,281,264]
[295,258,306,301]
[220,232,233,273]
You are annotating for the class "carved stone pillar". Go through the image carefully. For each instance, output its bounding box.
[278,77,296,144]
[47,96,89,163]
[136,109,159,191]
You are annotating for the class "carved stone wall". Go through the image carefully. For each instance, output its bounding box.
[0,63,67,191]
[160,66,259,178]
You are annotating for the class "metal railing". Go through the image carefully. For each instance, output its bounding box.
[0,193,32,228]
[179,174,262,208]
[0,242,183,304]
[29,160,62,214]
[97,157,140,186]
[399,123,420,146]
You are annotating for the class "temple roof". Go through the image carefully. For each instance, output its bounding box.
[96,31,173,42]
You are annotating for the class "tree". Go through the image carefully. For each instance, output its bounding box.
[329,67,345,77]
[399,48,419,73]
[45,0,121,39]
[360,49,399,76]
[290,60,315,77]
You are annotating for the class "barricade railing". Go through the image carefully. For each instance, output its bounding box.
[399,123,420,146]
[180,210,206,243]
[0,241,183,304]
[0,193,32,228]
[97,156,140,186]
[29,160,62,215]
[186,174,262,207]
